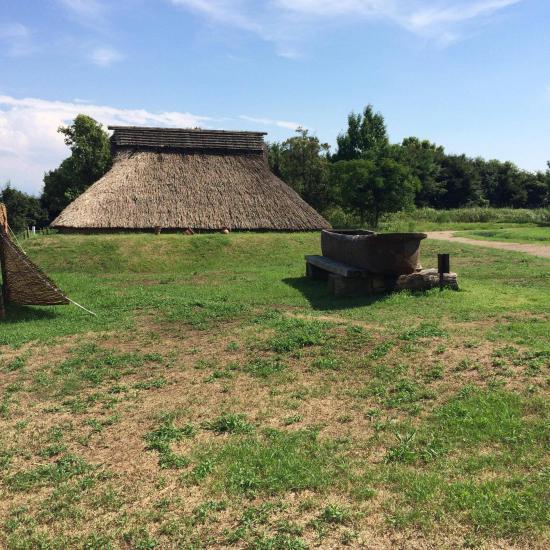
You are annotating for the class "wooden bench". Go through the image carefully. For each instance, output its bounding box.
[305,255,458,297]
[305,255,387,296]
[305,255,365,279]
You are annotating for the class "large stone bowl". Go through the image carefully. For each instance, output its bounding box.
[321,230,427,275]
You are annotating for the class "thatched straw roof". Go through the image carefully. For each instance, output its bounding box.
[51,127,330,231]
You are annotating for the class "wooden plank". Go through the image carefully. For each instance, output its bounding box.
[305,255,366,278]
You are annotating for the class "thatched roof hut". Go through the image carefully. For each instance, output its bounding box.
[51,126,330,231]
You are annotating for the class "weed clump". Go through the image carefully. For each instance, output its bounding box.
[262,316,329,353]
[190,429,346,496]
[400,323,447,341]
[319,504,352,525]
[245,358,286,378]
[203,413,254,435]
[145,412,195,469]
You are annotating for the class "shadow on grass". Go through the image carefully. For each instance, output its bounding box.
[283,276,393,311]
[1,304,59,323]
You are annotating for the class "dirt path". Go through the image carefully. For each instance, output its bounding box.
[427,231,550,259]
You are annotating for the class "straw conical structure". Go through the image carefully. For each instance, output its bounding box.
[0,203,69,307]
[51,127,331,232]
[0,232,69,306]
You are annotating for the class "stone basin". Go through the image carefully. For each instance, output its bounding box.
[321,230,427,275]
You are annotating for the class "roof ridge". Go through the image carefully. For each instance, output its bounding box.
[109,126,268,152]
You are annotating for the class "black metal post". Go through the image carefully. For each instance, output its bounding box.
[438,253,450,291]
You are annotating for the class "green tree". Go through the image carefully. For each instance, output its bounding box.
[268,128,332,211]
[525,163,550,207]
[394,138,446,207]
[267,141,284,180]
[475,158,528,207]
[332,158,419,228]
[1,183,48,233]
[41,115,111,219]
[524,173,549,207]
[334,105,389,161]
[437,155,484,208]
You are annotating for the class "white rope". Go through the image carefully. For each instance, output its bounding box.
[7,223,27,255]
[67,297,97,317]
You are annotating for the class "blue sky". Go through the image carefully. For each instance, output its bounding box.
[0,0,548,194]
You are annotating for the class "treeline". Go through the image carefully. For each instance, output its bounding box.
[268,105,550,227]
[2,107,549,232]
[0,185,49,233]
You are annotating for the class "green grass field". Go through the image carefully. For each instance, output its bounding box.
[456,226,550,244]
[0,232,548,549]
[377,207,550,233]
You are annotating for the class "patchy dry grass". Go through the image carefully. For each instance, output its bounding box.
[0,232,548,549]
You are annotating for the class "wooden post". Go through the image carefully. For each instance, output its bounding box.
[0,203,8,318]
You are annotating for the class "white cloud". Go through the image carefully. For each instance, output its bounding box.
[57,2,126,65]
[171,0,262,32]
[405,0,520,31]
[239,115,302,131]
[58,0,107,20]
[0,23,34,57]
[90,47,124,67]
[0,96,212,194]
[171,0,522,53]
[272,0,391,18]
[0,95,299,194]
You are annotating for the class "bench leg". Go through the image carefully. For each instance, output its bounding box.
[328,274,387,297]
[328,275,367,297]
[306,262,329,281]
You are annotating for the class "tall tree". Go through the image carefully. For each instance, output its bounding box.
[438,155,484,208]
[332,158,419,227]
[523,171,549,208]
[524,162,550,207]
[268,128,333,212]
[267,141,284,179]
[475,158,528,207]
[394,138,446,207]
[334,105,389,161]
[1,183,48,233]
[42,115,111,219]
